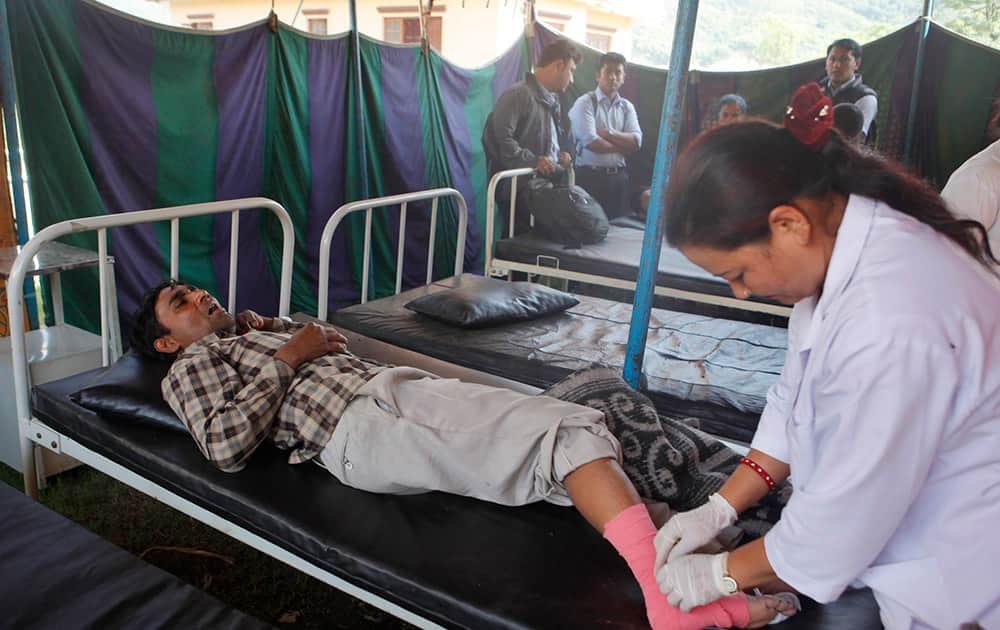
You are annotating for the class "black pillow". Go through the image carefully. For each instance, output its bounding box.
[405,280,579,328]
[70,351,186,433]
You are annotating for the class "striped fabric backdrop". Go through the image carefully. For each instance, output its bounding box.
[6,1,999,336]
[7,0,530,333]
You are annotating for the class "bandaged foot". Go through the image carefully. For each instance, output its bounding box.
[745,592,801,628]
[603,504,751,630]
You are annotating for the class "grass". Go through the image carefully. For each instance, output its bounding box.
[0,462,415,629]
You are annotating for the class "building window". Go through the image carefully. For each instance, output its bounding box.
[384,16,442,49]
[585,31,611,51]
[185,13,213,30]
[308,18,328,34]
[538,10,569,33]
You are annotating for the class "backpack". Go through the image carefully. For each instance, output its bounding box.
[529,177,610,248]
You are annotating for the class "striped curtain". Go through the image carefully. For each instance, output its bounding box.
[7,0,531,334]
[7,1,999,336]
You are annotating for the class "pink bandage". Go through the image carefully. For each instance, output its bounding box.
[603,504,750,630]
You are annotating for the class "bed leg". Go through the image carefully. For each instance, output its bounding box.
[21,437,39,499]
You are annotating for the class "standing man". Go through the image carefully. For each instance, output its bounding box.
[482,39,580,234]
[568,52,643,219]
[818,38,878,144]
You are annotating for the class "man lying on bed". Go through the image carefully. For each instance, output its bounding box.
[130,279,797,630]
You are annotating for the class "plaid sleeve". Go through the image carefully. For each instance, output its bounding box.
[163,349,295,472]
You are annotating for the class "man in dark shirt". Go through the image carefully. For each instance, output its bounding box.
[482,39,581,234]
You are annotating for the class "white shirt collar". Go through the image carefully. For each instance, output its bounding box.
[595,88,621,105]
[795,194,877,351]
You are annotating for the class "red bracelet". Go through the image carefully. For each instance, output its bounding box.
[740,457,777,492]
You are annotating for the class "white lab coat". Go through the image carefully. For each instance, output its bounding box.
[751,195,1000,629]
[941,140,1000,263]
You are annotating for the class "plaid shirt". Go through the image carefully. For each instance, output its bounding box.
[162,321,386,472]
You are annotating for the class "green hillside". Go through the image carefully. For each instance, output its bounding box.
[630,0,996,70]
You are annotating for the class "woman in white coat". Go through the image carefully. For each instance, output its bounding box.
[651,84,1000,629]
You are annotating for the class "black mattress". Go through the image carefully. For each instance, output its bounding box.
[329,275,788,444]
[32,370,883,630]
[0,481,271,630]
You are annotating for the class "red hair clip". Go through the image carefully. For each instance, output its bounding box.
[784,83,833,150]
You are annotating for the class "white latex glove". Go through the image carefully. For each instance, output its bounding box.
[655,551,731,612]
[654,492,737,572]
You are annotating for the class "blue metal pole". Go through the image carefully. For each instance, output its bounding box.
[903,0,934,163]
[622,0,699,388]
[0,0,39,328]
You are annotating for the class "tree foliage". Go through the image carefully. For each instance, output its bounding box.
[629,0,997,70]
[936,0,999,46]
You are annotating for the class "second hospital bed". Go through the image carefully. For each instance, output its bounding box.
[319,189,788,444]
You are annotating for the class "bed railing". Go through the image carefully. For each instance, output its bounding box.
[317,188,468,320]
[8,197,295,498]
[483,167,575,276]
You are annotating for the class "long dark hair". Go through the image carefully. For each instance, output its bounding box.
[663,120,997,268]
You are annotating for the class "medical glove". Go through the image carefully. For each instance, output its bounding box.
[654,492,737,571]
[656,551,730,612]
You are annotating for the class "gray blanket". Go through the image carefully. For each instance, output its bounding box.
[543,366,789,538]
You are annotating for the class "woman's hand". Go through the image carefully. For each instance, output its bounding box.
[654,493,737,571]
[655,552,731,612]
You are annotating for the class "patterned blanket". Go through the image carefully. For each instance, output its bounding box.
[542,366,790,539]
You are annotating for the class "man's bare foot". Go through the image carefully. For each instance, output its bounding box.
[744,593,800,628]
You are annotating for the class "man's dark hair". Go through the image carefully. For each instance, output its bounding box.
[598,51,627,70]
[537,39,582,67]
[129,278,178,362]
[827,38,862,59]
[833,102,864,139]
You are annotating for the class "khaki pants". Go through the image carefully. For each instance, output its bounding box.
[318,366,621,506]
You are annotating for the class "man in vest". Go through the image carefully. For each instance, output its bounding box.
[568,51,643,219]
[818,38,878,144]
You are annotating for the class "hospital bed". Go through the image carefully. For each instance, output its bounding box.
[482,168,792,326]
[10,196,881,629]
[318,190,786,444]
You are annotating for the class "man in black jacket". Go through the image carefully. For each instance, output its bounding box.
[818,38,878,144]
[483,39,580,234]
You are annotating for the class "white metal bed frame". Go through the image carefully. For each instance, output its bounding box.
[317,187,468,319]
[8,195,461,630]
[315,187,548,397]
[482,167,792,318]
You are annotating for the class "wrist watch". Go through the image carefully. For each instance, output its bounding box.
[718,553,739,595]
[721,573,739,595]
